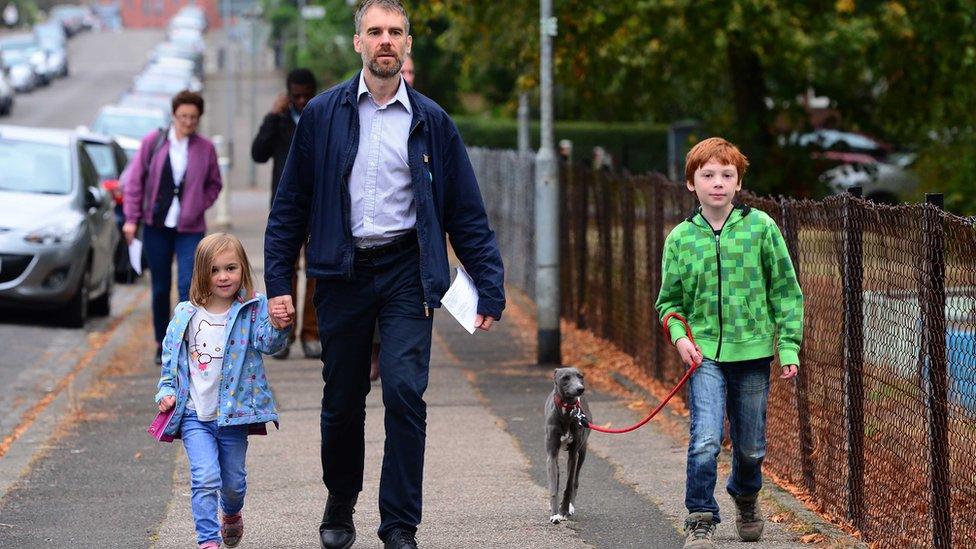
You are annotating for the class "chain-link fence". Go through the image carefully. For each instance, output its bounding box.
[469,148,536,297]
[473,147,976,548]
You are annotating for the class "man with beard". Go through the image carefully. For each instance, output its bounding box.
[263,1,505,548]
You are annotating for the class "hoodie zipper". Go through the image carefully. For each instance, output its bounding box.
[700,209,735,361]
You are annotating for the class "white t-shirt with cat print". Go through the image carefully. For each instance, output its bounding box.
[185,306,229,421]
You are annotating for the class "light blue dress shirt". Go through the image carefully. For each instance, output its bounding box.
[350,71,415,248]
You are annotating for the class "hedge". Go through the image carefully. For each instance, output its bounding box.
[453,116,669,175]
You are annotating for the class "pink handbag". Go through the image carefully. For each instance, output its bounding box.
[147,407,176,443]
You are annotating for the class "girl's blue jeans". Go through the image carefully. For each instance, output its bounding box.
[685,356,771,523]
[180,410,249,545]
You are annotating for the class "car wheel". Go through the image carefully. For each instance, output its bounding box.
[62,266,90,328]
[90,273,112,317]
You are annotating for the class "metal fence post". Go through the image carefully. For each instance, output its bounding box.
[622,181,636,354]
[598,173,614,340]
[575,165,588,329]
[651,178,665,381]
[923,193,951,548]
[781,198,816,496]
[843,186,865,531]
[213,135,231,230]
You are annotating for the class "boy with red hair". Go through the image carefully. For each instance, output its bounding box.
[656,137,804,548]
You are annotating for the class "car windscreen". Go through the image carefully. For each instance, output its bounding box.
[82,142,119,179]
[0,139,72,194]
[0,38,37,52]
[134,76,187,95]
[92,113,164,140]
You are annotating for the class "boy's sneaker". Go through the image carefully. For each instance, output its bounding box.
[222,512,244,548]
[683,512,717,548]
[733,492,764,541]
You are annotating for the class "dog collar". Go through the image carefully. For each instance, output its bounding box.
[554,394,579,411]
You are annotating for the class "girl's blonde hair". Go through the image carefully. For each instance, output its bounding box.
[189,233,255,306]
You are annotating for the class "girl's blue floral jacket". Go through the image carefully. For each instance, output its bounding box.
[154,292,289,440]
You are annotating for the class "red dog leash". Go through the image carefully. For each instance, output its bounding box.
[575,312,699,434]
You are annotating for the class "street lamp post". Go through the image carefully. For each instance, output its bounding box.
[535,0,560,365]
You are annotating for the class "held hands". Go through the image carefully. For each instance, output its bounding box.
[158,395,175,412]
[475,314,495,331]
[269,295,295,330]
[780,364,798,380]
[675,337,703,368]
[123,222,137,245]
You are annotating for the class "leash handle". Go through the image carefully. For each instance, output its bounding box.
[585,312,697,434]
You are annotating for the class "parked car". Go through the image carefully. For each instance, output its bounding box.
[77,130,137,282]
[150,55,201,82]
[0,74,13,115]
[115,93,173,118]
[33,23,69,77]
[92,1,122,31]
[34,20,66,50]
[169,13,206,34]
[132,73,196,97]
[91,104,168,141]
[2,51,38,92]
[0,34,57,85]
[782,129,890,157]
[140,63,203,92]
[819,154,920,204]
[152,42,203,76]
[0,125,117,326]
[167,28,205,55]
[174,5,207,32]
[49,4,85,37]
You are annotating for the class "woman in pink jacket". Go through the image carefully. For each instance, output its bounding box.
[123,90,223,364]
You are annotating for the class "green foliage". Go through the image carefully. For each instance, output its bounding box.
[454,116,668,174]
[261,0,976,212]
[405,0,976,212]
[915,131,976,215]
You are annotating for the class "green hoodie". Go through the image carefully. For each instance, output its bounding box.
[655,205,804,366]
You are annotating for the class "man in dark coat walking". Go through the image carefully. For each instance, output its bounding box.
[252,67,321,359]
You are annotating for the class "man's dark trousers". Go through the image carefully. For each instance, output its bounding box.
[313,235,432,540]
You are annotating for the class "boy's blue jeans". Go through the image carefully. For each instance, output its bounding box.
[685,356,771,523]
[180,410,249,545]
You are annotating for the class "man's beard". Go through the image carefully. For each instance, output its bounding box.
[366,53,403,79]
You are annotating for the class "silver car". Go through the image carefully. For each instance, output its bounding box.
[0,125,117,327]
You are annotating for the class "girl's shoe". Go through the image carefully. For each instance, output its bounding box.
[198,542,220,549]
[222,512,244,548]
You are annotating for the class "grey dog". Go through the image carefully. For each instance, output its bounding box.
[545,367,591,524]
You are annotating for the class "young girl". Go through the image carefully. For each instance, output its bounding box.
[154,233,292,549]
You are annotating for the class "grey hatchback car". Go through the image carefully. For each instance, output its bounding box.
[0,125,117,326]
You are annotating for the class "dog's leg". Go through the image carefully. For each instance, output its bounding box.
[569,445,587,516]
[547,452,564,523]
[561,449,579,517]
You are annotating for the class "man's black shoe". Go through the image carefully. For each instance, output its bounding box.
[302,339,322,359]
[383,528,418,549]
[319,494,356,549]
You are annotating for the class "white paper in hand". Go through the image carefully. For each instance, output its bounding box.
[441,266,479,334]
[128,238,143,275]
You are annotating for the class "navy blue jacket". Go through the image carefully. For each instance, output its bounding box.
[264,73,506,319]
